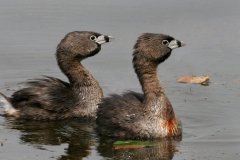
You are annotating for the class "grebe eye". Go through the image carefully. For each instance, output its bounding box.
[162,40,169,46]
[90,35,97,41]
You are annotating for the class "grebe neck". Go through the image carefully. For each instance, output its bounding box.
[57,52,95,86]
[133,54,163,99]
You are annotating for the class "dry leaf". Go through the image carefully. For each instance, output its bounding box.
[177,75,210,85]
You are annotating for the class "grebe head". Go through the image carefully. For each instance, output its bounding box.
[57,31,113,60]
[133,33,185,64]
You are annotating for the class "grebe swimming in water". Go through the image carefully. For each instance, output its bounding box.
[0,31,112,120]
[97,33,185,139]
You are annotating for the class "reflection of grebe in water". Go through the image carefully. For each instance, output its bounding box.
[98,138,177,160]
[0,31,112,120]
[97,33,185,139]
[8,119,177,160]
[8,119,96,160]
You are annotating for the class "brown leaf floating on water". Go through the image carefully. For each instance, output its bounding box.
[177,75,210,86]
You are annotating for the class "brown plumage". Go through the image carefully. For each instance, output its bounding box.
[96,33,185,139]
[0,31,112,120]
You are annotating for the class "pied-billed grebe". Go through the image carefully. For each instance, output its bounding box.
[96,33,185,139]
[0,31,112,120]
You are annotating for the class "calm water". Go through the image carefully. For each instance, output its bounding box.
[0,0,240,159]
